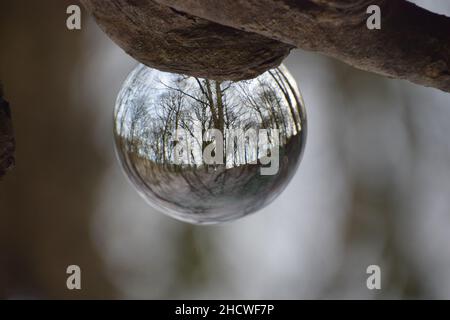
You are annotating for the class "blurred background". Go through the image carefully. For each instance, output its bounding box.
[1,0,450,299]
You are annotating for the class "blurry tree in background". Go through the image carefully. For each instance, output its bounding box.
[0,0,115,298]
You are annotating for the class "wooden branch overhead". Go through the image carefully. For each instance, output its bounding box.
[82,0,450,92]
[80,0,293,81]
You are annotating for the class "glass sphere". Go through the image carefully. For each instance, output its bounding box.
[114,64,307,224]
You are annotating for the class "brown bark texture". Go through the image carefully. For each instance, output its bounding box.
[82,0,450,92]
[80,0,294,81]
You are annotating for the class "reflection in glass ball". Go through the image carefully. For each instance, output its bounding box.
[114,64,307,224]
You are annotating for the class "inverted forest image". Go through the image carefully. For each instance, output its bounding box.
[114,65,305,223]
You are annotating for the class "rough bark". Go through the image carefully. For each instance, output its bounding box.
[82,0,450,92]
[155,0,450,92]
[0,85,14,178]
[80,0,293,81]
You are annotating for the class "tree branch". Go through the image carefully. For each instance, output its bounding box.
[82,0,450,92]
[80,0,293,81]
[155,0,450,92]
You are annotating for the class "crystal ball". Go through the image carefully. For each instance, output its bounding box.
[114,64,306,224]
